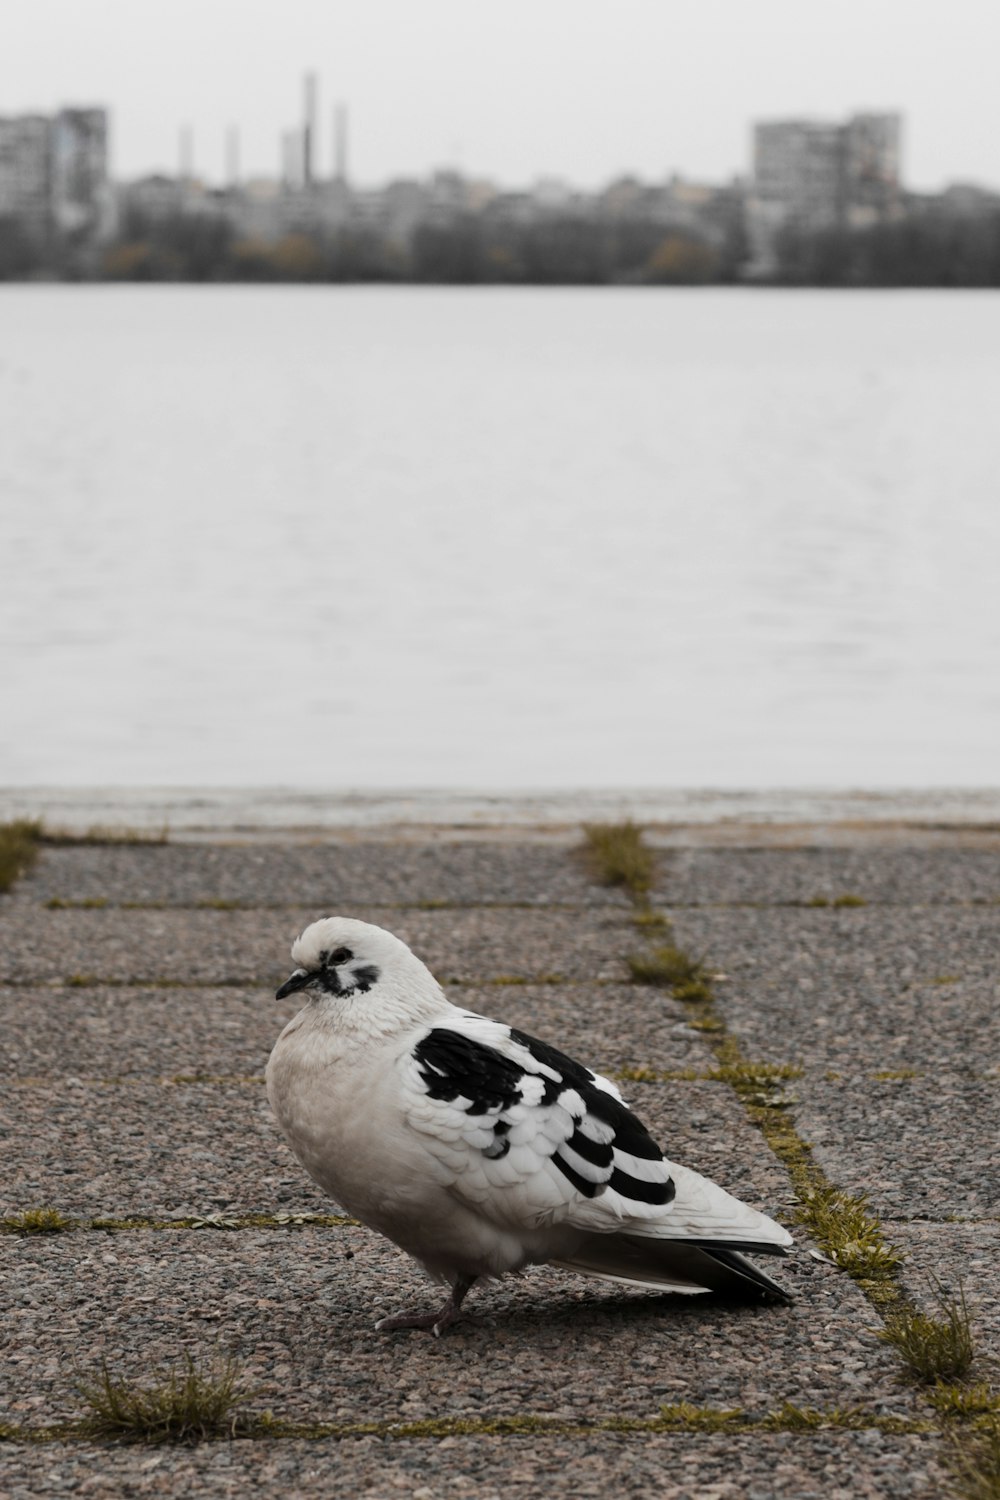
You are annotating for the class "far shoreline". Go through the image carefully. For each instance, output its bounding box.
[3,786,1000,846]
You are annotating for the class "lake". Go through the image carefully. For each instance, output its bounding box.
[2,285,998,789]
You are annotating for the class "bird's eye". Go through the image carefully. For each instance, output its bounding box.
[328,946,353,966]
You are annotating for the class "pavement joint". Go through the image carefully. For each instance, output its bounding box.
[42,899,591,913]
[2,974,599,990]
[1,1211,358,1237]
[0,1403,938,1447]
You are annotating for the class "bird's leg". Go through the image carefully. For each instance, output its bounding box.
[375,1275,476,1338]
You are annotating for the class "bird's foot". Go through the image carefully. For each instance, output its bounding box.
[375,1306,457,1338]
[375,1276,475,1338]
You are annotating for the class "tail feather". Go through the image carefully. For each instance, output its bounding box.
[552,1232,793,1303]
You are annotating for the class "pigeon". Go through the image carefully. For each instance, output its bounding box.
[266,916,793,1335]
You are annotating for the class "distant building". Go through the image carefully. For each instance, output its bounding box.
[52,107,111,241]
[118,172,187,223]
[0,114,52,242]
[842,113,902,228]
[748,111,902,273]
[753,120,844,227]
[933,181,1000,218]
[0,105,110,251]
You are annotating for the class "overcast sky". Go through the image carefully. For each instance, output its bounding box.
[3,0,997,192]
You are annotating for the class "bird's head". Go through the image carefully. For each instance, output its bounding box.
[275,916,443,1019]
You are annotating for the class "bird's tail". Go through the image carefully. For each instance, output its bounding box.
[551,1231,793,1303]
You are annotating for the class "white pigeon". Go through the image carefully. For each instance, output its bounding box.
[266,916,793,1335]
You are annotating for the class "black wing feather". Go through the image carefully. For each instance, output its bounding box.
[413,1024,675,1208]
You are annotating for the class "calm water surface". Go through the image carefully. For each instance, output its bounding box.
[2,286,998,786]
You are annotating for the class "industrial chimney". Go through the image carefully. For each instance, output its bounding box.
[303,72,318,186]
[334,102,348,184]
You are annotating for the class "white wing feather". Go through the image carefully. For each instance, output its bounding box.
[398,1014,791,1249]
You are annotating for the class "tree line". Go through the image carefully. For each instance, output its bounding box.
[2,205,1000,285]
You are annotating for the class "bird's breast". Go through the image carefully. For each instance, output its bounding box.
[265,1025,446,1223]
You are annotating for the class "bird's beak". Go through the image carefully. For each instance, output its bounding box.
[275,968,314,1002]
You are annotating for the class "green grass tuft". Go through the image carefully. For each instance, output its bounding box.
[657,1401,744,1431]
[581,821,656,899]
[631,908,672,932]
[45,897,109,909]
[927,1383,1000,1423]
[76,1354,255,1444]
[758,1402,860,1431]
[708,1061,803,1087]
[832,892,868,907]
[671,977,715,1003]
[0,818,44,893]
[878,1283,976,1385]
[946,1416,1000,1500]
[795,1185,902,1282]
[626,944,711,993]
[1,1207,75,1235]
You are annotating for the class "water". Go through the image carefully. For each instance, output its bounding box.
[2,285,999,790]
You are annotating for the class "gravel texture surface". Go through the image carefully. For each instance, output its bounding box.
[0,1431,952,1500]
[670,905,1000,1071]
[12,842,625,910]
[2,1077,787,1223]
[2,831,995,1497]
[2,1232,906,1427]
[0,983,712,1083]
[653,846,1000,907]
[2,906,633,986]
[790,1071,999,1220]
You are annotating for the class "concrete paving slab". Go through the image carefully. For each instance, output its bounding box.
[0,1430,952,1500]
[653,846,1000,907]
[1,1078,788,1225]
[670,907,1000,1072]
[0,983,712,1084]
[789,1072,1000,1220]
[1,1079,325,1220]
[0,907,634,986]
[13,841,621,910]
[1,1230,912,1428]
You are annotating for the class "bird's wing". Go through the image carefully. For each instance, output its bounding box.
[398,1012,678,1231]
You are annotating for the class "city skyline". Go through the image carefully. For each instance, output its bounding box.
[3,0,998,194]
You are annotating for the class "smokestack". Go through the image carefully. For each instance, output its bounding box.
[226,125,240,188]
[281,129,299,188]
[179,124,194,182]
[334,102,348,184]
[303,72,317,186]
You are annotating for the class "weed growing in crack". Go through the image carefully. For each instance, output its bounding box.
[795,1185,902,1283]
[946,1416,1000,1500]
[76,1354,256,1443]
[927,1383,1000,1423]
[1,1207,75,1235]
[626,944,711,994]
[0,818,43,892]
[879,1283,976,1385]
[581,821,656,899]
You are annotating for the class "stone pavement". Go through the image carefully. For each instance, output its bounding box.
[2,827,998,1497]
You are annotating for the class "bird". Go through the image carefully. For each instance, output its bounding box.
[266,916,794,1335]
